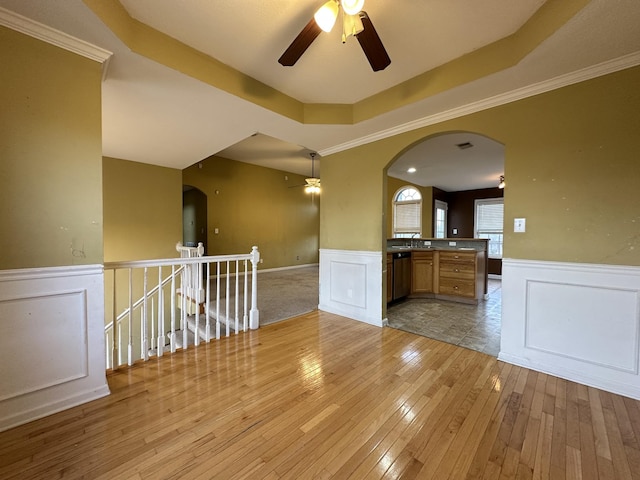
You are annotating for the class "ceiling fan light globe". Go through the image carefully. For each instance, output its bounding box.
[314,1,339,32]
[341,0,365,15]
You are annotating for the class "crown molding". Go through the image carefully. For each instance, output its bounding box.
[319,51,640,157]
[0,6,112,64]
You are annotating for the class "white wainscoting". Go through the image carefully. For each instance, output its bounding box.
[319,249,383,327]
[500,258,640,400]
[0,265,110,431]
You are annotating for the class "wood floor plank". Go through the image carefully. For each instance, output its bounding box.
[1,311,640,479]
[463,364,523,479]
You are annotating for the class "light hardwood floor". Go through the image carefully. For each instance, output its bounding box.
[2,311,640,479]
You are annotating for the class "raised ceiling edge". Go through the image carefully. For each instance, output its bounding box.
[318,51,640,157]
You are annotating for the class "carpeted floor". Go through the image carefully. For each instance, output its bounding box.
[208,265,319,326]
[254,265,320,325]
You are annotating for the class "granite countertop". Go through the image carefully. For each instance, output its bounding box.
[387,246,478,253]
[386,238,487,253]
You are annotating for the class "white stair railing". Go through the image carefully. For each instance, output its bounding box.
[104,245,260,370]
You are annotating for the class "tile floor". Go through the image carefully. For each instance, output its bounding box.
[386,279,502,356]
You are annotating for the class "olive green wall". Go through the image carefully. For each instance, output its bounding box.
[0,27,103,269]
[183,156,320,269]
[323,66,640,267]
[103,157,182,262]
[386,177,434,238]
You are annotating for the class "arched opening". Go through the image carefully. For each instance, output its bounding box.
[182,185,208,253]
[384,131,504,356]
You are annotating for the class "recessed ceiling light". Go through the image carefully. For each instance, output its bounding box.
[407,167,416,173]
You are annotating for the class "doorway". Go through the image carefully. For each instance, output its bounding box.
[183,185,207,252]
[385,132,504,356]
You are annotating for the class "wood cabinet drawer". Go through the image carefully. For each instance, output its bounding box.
[438,278,476,297]
[439,251,476,263]
[439,262,475,278]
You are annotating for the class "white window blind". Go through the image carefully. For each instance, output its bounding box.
[393,187,422,237]
[394,202,421,233]
[475,198,504,258]
[476,201,504,233]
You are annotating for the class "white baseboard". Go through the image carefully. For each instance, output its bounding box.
[501,258,640,400]
[0,265,110,431]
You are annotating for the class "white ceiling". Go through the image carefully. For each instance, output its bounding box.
[387,133,505,192]
[2,0,640,191]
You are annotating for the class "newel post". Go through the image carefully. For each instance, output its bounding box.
[249,246,260,329]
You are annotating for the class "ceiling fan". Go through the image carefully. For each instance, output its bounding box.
[289,153,321,194]
[304,152,321,194]
[278,0,391,72]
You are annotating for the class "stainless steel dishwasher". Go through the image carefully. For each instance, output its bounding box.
[392,251,411,300]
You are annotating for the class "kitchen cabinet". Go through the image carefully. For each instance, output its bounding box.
[386,253,393,302]
[437,250,486,302]
[411,251,434,294]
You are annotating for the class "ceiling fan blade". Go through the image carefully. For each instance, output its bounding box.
[355,12,391,71]
[278,18,322,66]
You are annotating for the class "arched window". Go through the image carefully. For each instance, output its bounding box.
[393,187,422,238]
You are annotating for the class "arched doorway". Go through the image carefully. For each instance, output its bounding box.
[385,131,504,356]
[182,185,208,252]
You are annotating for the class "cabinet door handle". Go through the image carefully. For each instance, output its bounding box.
[454,268,459,272]
[453,285,459,290]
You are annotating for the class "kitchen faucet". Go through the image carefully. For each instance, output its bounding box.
[410,233,419,248]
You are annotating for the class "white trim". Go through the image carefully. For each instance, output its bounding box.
[499,258,640,400]
[318,52,640,156]
[319,249,383,327]
[0,6,113,64]
[0,264,104,281]
[0,264,109,432]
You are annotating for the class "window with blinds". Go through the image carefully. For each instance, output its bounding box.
[393,187,422,237]
[475,198,504,258]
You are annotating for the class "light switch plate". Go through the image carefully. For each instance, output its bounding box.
[514,218,526,233]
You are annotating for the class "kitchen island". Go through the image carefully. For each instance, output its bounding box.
[387,238,488,305]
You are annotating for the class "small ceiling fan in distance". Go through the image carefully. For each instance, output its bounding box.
[289,152,321,195]
[304,152,321,194]
[278,0,391,71]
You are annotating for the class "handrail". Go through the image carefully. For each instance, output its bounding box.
[104,246,260,369]
[104,264,187,328]
[104,253,254,270]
